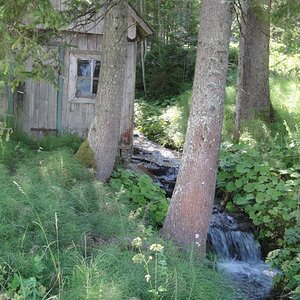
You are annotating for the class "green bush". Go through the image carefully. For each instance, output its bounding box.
[109,168,168,226]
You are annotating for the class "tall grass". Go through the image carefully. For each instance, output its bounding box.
[0,135,240,299]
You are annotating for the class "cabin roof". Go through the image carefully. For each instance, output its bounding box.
[128,4,153,39]
[51,0,153,39]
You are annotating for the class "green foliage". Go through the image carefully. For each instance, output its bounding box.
[109,168,168,226]
[228,45,239,67]
[0,131,82,173]
[0,0,66,88]
[9,129,82,152]
[0,145,103,295]
[135,91,191,150]
[134,101,166,144]
[272,1,300,54]
[266,228,300,298]
[132,238,168,299]
[6,274,46,300]
[217,140,300,295]
[61,242,240,300]
[131,0,199,47]
[136,43,196,100]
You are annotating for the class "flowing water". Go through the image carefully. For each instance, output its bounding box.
[132,132,276,299]
[208,208,276,299]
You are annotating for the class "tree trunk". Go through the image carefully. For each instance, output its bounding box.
[162,0,232,253]
[234,0,272,141]
[88,0,128,182]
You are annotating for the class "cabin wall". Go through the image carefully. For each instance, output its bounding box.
[62,32,137,141]
[17,30,137,142]
[15,0,145,143]
[61,33,103,138]
[15,72,58,136]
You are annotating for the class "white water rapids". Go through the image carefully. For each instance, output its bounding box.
[208,209,277,300]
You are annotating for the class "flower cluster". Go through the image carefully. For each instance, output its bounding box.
[149,243,164,252]
[131,237,143,248]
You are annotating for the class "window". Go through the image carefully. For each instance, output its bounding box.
[69,52,101,103]
[76,59,101,98]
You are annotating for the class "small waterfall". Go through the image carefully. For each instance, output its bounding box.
[208,208,276,300]
[208,227,261,263]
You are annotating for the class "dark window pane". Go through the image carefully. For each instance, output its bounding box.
[77,60,91,76]
[76,79,91,97]
[92,79,99,95]
[93,60,101,78]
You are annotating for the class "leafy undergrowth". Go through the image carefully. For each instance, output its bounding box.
[0,136,240,299]
[217,134,300,298]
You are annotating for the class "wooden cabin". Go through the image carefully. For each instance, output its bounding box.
[12,1,152,154]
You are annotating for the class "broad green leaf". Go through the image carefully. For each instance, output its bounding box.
[244,182,256,193]
[254,165,269,175]
[226,182,236,192]
[256,184,267,192]
[266,188,281,199]
[258,176,269,183]
[226,201,235,212]
[256,192,271,203]
[246,193,255,200]
[233,194,249,205]
[235,178,244,188]
[236,163,250,174]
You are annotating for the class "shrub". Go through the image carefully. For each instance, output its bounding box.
[109,168,168,226]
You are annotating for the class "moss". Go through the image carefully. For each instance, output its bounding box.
[75,140,96,169]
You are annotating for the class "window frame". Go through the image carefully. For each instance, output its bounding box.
[69,52,101,104]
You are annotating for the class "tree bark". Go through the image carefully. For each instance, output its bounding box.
[234,0,272,141]
[88,0,128,182]
[162,0,233,253]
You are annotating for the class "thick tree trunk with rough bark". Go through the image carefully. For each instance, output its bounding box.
[234,0,272,140]
[162,0,232,253]
[88,0,128,182]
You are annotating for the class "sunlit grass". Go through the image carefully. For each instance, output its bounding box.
[271,76,300,113]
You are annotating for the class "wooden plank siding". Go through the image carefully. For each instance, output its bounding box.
[19,79,57,136]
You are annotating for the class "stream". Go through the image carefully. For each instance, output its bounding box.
[132,132,276,300]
